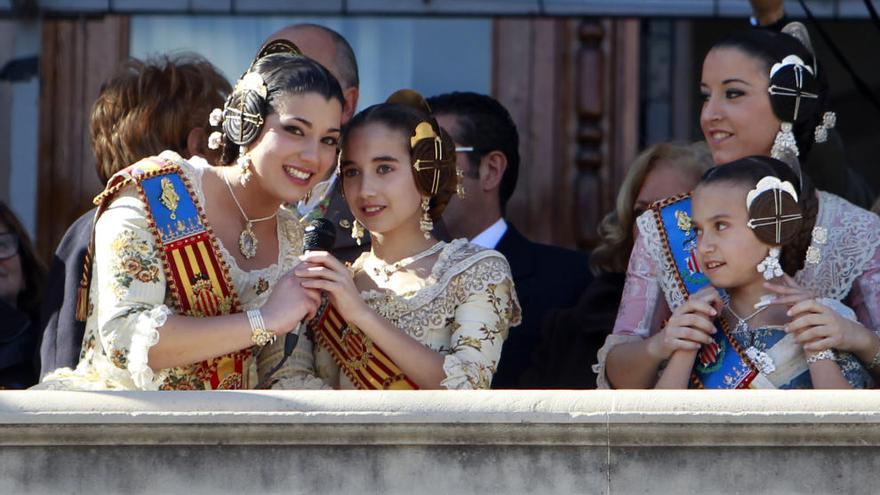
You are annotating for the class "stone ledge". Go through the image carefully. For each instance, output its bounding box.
[3,390,880,494]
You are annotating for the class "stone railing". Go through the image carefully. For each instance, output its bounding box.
[1,390,879,494]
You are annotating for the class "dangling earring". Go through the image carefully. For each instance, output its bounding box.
[757,247,784,280]
[813,111,836,144]
[419,197,433,239]
[351,219,364,246]
[455,168,466,198]
[237,155,253,186]
[770,122,799,161]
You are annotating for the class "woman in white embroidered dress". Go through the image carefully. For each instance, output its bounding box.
[292,90,521,389]
[38,45,342,390]
[598,26,880,388]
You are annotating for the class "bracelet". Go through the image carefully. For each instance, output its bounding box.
[806,349,837,364]
[247,309,276,347]
[866,347,880,370]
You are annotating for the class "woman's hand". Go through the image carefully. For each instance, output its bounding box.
[763,274,814,308]
[647,286,722,360]
[296,251,372,326]
[260,270,322,336]
[786,299,876,355]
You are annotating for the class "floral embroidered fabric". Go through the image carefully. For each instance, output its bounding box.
[595,191,880,389]
[292,239,522,390]
[37,151,306,390]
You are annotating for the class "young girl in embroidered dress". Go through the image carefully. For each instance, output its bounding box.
[291,90,521,389]
[656,156,870,389]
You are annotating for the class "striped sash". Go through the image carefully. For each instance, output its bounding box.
[649,194,759,389]
[89,157,250,390]
[310,301,418,390]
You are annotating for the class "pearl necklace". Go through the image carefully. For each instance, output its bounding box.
[223,175,277,259]
[363,241,445,283]
[725,302,776,375]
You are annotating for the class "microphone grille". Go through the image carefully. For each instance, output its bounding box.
[303,218,337,252]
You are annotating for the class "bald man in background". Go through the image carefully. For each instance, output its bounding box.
[264,24,368,260]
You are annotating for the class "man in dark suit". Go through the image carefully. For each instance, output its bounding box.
[427,92,591,389]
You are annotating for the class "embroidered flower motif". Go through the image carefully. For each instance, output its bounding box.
[208,131,223,150]
[812,226,828,245]
[254,278,270,296]
[806,245,821,265]
[111,231,161,291]
[209,108,223,126]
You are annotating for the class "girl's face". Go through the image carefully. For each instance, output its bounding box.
[700,47,781,165]
[692,183,773,291]
[340,122,425,237]
[247,92,342,204]
[0,222,24,306]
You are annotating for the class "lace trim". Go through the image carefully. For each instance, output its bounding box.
[356,239,521,326]
[795,192,880,300]
[440,354,492,390]
[637,211,687,312]
[128,305,172,390]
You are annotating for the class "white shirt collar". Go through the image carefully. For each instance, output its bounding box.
[470,218,508,249]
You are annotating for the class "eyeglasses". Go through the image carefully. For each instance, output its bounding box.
[0,233,19,260]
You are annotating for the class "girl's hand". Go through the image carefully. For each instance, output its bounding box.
[764,274,814,308]
[786,299,875,354]
[647,286,722,360]
[296,251,372,326]
[260,271,322,336]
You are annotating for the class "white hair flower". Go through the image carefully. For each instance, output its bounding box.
[208,131,223,150]
[235,71,268,99]
[209,108,223,127]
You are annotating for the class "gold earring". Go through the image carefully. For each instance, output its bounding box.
[456,168,465,198]
[351,219,364,246]
[419,197,433,239]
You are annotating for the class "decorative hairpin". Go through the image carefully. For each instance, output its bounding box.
[746,176,802,244]
[411,122,444,195]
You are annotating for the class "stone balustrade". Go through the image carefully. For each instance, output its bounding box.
[1,390,879,494]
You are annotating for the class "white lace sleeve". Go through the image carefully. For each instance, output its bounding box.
[85,189,172,390]
[440,265,518,390]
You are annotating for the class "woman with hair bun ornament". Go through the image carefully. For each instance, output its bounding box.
[38,41,343,390]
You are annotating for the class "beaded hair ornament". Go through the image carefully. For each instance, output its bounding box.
[207,40,303,151]
[767,23,837,164]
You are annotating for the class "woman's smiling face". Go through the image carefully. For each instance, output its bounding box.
[700,47,781,166]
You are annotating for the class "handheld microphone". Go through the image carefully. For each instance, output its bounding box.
[257,217,336,388]
[284,217,337,356]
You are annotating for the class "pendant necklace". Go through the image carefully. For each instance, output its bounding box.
[725,302,776,375]
[223,175,277,259]
[364,241,446,283]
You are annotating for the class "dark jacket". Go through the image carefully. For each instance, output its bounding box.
[490,224,591,388]
[0,299,39,388]
[519,271,625,389]
[38,209,92,376]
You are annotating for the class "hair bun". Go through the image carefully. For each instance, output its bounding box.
[386,89,433,115]
[747,188,803,246]
[768,59,820,126]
